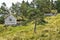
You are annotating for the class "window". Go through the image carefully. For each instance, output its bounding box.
[9,18,12,21]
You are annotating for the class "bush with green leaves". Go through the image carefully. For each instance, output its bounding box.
[0,16,4,24]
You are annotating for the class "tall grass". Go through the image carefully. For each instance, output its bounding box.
[0,14,60,40]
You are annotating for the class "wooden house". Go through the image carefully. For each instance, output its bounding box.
[5,15,17,25]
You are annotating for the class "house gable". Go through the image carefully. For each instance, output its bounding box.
[5,15,17,25]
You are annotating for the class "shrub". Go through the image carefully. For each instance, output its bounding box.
[0,16,4,24]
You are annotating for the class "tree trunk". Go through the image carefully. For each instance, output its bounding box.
[34,20,37,33]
